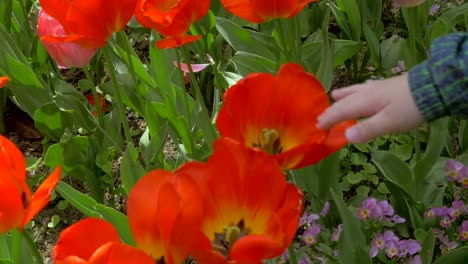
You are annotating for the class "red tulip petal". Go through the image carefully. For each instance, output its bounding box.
[55,256,88,264]
[53,218,122,262]
[22,166,60,228]
[325,120,356,149]
[0,77,8,88]
[288,0,319,18]
[230,234,283,263]
[250,0,298,19]
[220,0,264,23]
[0,181,24,234]
[156,35,202,49]
[0,135,31,202]
[39,0,71,28]
[88,242,154,264]
[127,170,181,260]
[192,250,228,264]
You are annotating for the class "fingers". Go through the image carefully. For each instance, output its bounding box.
[330,85,362,101]
[345,112,393,143]
[317,90,386,130]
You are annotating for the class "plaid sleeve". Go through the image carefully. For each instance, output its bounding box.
[408,32,468,121]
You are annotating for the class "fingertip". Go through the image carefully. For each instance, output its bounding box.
[345,126,369,144]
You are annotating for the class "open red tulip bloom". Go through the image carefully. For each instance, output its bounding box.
[53,218,154,264]
[0,135,60,234]
[0,77,8,88]
[220,0,318,23]
[216,63,355,170]
[191,138,303,263]
[135,0,210,49]
[127,166,211,264]
[39,0,137,48]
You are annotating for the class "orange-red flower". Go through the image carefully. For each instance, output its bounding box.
[191,138,303,263]
[39,0,138,48]
[220,0,318,23]
[0,77,8,88]
[0,135,60,234]
[135,0,210,49]
[127,166,211,264]
[53,218,154,264]
[216,63,354,170]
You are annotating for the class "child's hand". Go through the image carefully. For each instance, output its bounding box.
[317,74,424,143]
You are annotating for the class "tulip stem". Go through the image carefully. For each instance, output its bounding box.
[288,244,298,264]
[11,228,21,263]
[180,46,206,107]
[175,49,193,125]
[118,31,137,85]
[83,67,105,127]
[23,230,44,264]
[102,46,132,144]
[275,19,294,63]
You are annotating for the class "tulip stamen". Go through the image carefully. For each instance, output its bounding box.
[212,219,251,258]
[253,128,283,155]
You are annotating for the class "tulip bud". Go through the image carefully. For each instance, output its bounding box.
[37,10,97,69]
[394,0,426,7]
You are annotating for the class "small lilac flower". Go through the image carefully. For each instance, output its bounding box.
[445,159,464,181]
[320,201,330,216]
[440,235,458,254]
[303,224,321,246]
[299,212,319,226]
[440,216,453,228]
[391,214,406,223]
[409,255,422,264]
[357,198,381,220]
[406,239,422,255]
[357,206,370,220]
[370,233,385,257]
[279,249,289,263]
[458,166,468,188]
[449,200,465,220]
[432,228,445,240]
[424,208,435,218]
[440,238,458,255]
[378,200,395,216]
[459,220,468,241]
[397,240,409,258]
[432,206,448,217]
[298,255,312,264]
[385,242,399,258]
[383,230,398,245]
[331,224,344,242]
[429,4,440,16]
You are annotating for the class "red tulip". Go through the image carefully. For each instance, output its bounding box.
[220,0,318,23]
[0,77,8,88]
[0,135,60,234]
[216,63,355,170]
[39,0,138,48]
[135,0,210,49]
[191,138,304,263]
[37,10,97,69]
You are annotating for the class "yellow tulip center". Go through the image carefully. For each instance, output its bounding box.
[253,128,283,155]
